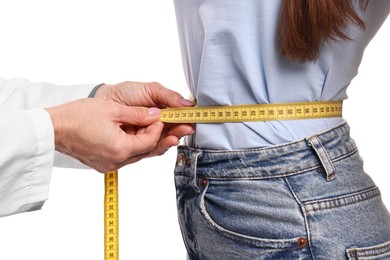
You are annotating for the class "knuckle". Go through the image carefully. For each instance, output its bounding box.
[147,82,164,93]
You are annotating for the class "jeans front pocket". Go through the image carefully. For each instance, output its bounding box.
[200,177,307,249]
[346,240,390,259]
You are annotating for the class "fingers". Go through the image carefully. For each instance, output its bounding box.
[89,121,164,172]
[116,105,161,126]
[124,121,165,157]
[152,136,180,156]
[116,152,152,168]
[95,81,194,109]
[108,106,191,169]
[144,124,194,157]
[163,124,195,138]
[80,86,195,170]
[145,82,194,108]
[48,98,185,172]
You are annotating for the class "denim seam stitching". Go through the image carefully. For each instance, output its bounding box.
[308,136,336,180]
[346,241,390,258]
[303,186,380,213]
[284,178,316,260]
[199,181,299,248]
[193,148,358,181]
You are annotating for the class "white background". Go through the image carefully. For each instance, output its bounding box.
[0,1,388,259]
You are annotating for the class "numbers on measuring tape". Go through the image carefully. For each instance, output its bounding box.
[159,101,343,123]
[105,171,119,260]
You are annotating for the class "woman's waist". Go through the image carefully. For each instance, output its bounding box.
[177,121,356,179]
[186,117,346,150]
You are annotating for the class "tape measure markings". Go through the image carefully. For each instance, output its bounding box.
[105,171,119,260]
[160,101,342,123]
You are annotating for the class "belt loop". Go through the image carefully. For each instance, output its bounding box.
[306,135,336,181]
[189,150,203,193]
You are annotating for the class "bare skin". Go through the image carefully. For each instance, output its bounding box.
[46,81,194,172]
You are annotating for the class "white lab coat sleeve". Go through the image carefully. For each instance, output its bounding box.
[0,77,97,168]
[0,109,54,217]
[0,77,97,217]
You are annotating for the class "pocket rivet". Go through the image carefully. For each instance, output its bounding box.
[201,178,208,187]
[297,237,308,248]
[177,153,187,166]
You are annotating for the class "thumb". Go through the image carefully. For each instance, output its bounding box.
[123,121,165,160]
[117,106,161,126]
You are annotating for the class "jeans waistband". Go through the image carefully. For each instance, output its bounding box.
[175,122,357,180]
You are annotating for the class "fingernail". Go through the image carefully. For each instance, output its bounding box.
[179,98,195,107]
[148,107,161,116]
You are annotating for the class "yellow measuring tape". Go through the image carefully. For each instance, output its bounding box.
[104,100,342,259]
[160,101,343,123]
[104,171,119,260]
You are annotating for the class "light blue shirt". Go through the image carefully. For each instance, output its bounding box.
[174,0,389,149]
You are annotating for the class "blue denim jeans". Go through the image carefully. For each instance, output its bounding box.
[174,123,390,259]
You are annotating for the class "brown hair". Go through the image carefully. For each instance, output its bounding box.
[277,0,369,62]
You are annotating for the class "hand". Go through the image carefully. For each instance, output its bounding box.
[46,98,164,172]
[94,81,195,155]
[94,81,194,108]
